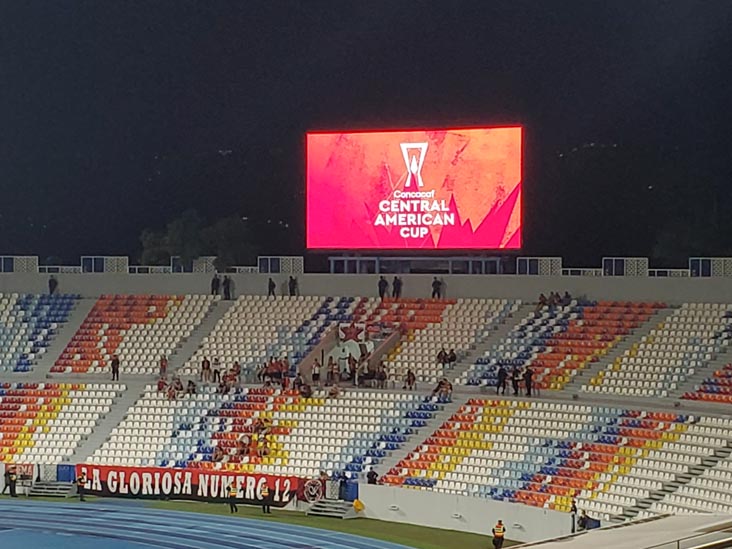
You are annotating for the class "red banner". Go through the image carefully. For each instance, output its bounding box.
[75,464,301,507]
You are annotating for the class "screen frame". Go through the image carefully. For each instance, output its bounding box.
[305,124,524,252]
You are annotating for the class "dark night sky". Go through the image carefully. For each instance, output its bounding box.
[1,1,731,263]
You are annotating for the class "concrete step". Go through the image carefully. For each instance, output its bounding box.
[170,298,235,376]
[670,343,732,399]
[616,439,732,521]
[69,381,147,463]
[20,298,97,381]
[567,307,678,394]
[29,481,74,498]
[373,400,463,478]
[452,304,536,385]
[306,499,357,519]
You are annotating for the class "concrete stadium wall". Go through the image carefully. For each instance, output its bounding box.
[3,273,732,303]
[359,484,572,543]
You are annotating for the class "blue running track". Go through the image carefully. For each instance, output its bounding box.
[0,500,417,549]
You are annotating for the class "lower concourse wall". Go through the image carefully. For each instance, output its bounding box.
[3,273,732,303]
[359,484,572,543]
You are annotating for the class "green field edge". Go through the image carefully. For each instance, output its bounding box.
[0,494,518,548]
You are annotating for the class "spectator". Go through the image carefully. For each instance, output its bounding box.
[347,354,357,382]
[257,362,267,384]
[561,291,572,307]
[440,378,453,399]
[212,446,224,462]
[186,380,197,395]
[571,499,578,533]
[447,348,457,367]
[157,377,168,392]
[548,291,558,310]
[110,354,120,381]
[512,366,521,396]
[299,382,313,398]
[524,367,534,397]
[392,276,403,299]
[293,373,304,391]
[376,362,387,389]
[404,369,416,390]
[48,275,58,295]
[311,358,321,388]
[300,358,313,386]
[535,293,548,313]
[212,357,221,383]
[437,347,448,367]
[366,468,378,485]
[211,274,220,296]
[328,356,339,386]
[328,382,341,399]
[159,355,168,378]
[222,275,232,300]
[431,378,447,398]
[431,277,442,299]
[172,376,184,396]
[578,510,588,531]
[232,361,241,380]
[288,276,298,297]
[200,357,211,382]
[268,277,276,297]
[497,365,508,395]
[166,383,177,400]
[377,276,388,299]
[492,520,506,549]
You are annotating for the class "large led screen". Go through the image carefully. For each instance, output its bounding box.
[306,126,522,250]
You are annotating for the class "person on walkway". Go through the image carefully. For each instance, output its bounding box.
[211,274,221,296]
[392,276,403,299]
[497,365,508,395]
[431,277,442,299]
[288,276,298,297]
[377,276,388,299]
[110,354,120,381]
[76,471,87,502]
[48,275,58,295]
[222,276,232,300]
[268,277,276,297]
[228,482,239,513]
[159,355,168,378]
[201,356,212,383]
[524,367,534,397]
[261,483,272,514]
[492,519,506,548]
[511,366,521,397]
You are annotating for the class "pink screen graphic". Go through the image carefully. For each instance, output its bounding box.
[306,127,522,250]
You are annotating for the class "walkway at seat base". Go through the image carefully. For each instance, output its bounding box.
[0,500,417,549]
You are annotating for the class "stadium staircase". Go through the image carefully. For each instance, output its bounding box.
[569,307,678,393]
[616,438,732,522]
[167,298,235,375]
[372,399,463,478]
[671,349,732,401]
[451,304,535,385]
[68,381,144,463]
[28,299,97,380]
[306,499,359,519]
[29,480,75,498]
